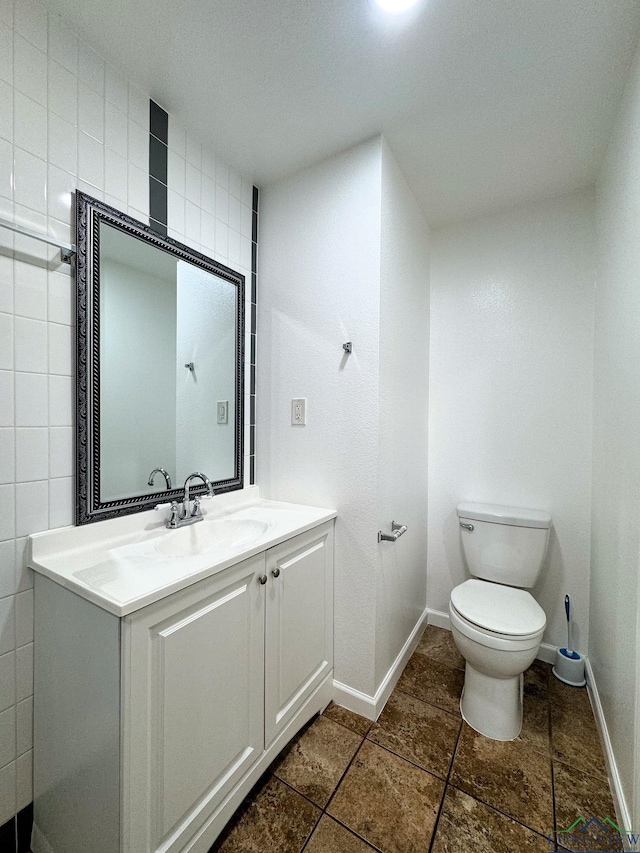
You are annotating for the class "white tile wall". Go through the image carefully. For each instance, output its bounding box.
[0,0,256,824]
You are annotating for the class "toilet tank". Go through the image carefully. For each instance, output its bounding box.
[457,502,552,588]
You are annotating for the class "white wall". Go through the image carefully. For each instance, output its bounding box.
[101,257,176,501]
[592,40,640,828]
[258,137,383,697]
[258,136,430,699]
[375,140,430,686]
[0,0,255,825]
[428,191,595,652]
[175,262,236,483]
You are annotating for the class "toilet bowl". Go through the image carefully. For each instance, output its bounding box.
[450,502,551,741]
[449,579,546,740]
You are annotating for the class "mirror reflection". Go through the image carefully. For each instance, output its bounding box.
[75,191,244,524]
[99,222,238,502]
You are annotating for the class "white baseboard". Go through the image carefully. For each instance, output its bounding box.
[31,823,56,853]
[537,642,557,665]
[333,607,428,721]
[585,658,636,851]
[426,608,450,630]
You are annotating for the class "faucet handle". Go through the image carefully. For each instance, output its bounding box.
[167,501,182,528]
[192,495,203,519]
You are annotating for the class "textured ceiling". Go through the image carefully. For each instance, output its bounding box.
[45,0,640,225]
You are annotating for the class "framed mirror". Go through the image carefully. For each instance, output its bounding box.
[75,191,244,525]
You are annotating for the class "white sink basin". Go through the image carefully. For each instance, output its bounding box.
[156,517,270,557]
[29,494,336,616]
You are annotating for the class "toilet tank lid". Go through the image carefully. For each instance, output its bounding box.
[457,502,552,529]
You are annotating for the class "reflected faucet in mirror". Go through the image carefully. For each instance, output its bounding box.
[166,472,215,529]
[148,467,173,490]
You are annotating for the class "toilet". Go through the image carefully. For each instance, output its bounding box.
[449,502,551,741]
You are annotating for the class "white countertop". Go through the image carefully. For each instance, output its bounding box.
[29,491,336,617]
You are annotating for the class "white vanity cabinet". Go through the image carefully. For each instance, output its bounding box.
[32,516,334,853]
[123,553,266,853]
[264,525,334,746]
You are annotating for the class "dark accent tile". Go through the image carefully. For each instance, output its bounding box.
[251,241,257,274]
[251,211,258,244]
[450,723,554,836]
[550,682,607,780]
[305,816,376,853]
[272,716,361,808]
[0,815,15,853]
[250,364,255,395]
[323,702,372,737]
[250,306,256,334]
[149,177,167,226]
[149,99,168,144]
[149,134,168,185]
[524,661,551,700]
[368,688,461,779]
[553,761,623,852]
[149,218,167,237]
[252,185,259,213]
[414,625,465,671]
[211,774,319,852]
[251,272,257,304]
[250,334,256,364]
[250,395,255,425]
[432,786,550,853]
[16,802,33,853]
[327,740,444,853]
[249,455,255,484]
[396,653,464,716]
[249,424,255,456]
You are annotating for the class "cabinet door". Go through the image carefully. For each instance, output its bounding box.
[265,521,334,746]
[122,554,265,853]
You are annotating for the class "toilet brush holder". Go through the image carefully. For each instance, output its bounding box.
[553,648,586,687]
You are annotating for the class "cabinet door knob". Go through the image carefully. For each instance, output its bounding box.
[272,568,281,578]
[258,575,268,585]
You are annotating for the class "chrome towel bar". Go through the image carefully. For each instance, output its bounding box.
[0,216,76,264]
[378,521,408,543]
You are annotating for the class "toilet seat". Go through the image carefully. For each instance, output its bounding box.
[450,602,544,653]
[451,578,546,636]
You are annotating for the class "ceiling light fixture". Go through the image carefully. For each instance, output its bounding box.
[375,0,421,13]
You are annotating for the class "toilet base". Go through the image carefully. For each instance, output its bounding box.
[460,663,523,741]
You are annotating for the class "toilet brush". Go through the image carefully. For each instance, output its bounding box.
[564,594,574,654]
[553,594,586,687]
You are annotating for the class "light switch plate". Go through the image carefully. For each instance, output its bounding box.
[217,401,228,424]
[291,398,306,426]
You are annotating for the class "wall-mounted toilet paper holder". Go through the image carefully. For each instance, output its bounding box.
[378,521,408,542]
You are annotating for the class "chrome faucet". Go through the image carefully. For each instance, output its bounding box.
[165,472,215,529]
[148,467,172,490]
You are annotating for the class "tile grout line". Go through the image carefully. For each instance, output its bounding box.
[427,712,464,853]
[322,731,368,814]
[393,684,463,720]
[445,779,554,842]
[363,734,453,782]
[286,723,376,853]
[316,725,388,851]
[548,673,560,852]
[429,663,556,845]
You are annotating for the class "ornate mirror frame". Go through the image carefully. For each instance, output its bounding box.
[75,191,245,525]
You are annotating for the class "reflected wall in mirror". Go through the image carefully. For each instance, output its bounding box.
[76,192,244,525]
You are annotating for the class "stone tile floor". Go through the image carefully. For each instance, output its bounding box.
[210,626,621,853]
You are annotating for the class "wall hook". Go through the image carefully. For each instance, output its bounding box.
[184,362,194,372]
[342,342,352,354]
